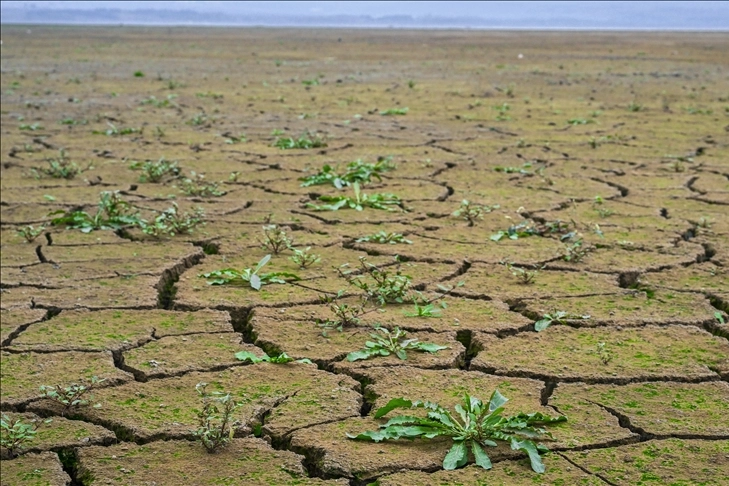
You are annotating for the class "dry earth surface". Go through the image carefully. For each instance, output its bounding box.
[1,26,728,485]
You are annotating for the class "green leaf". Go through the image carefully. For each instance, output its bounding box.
[534,318,552,332]
[443,440,468,470]
[511,438,545,473]
[395,349,408,360]
[346,349,379,362]
[374,398,413,419]
[416,342,449,353]
[254,254,271,273]
[472,441,493,470]
[488,389,509,412]
[250,274,262,290]
[234,351,265,363]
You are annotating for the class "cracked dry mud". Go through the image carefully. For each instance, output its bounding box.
[1,27,728,486]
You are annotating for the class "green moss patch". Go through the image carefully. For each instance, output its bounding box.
[122,333,259,380]
[552,381,729,438]
[471,325,729,383]
[30,365,360,442]
[1,350,132,407]
[76,438,347,485]
[564,439,729,485]
[0,451,70,485]
[11,309,231,352]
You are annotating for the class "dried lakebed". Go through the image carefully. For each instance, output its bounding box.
[1,27,728,485]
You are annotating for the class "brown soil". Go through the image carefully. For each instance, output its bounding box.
[1,26,727,484]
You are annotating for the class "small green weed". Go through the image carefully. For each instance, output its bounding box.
[356,231,412,245]
[192,382,240,453]
[346,325,447,361]
[534,311,590,331]
[341,258,413,305]
[202,254,300,290]
[561,239,592,262]
[289,247,321,269]
[490,221,537,241]
[234,351,312,365]
[129,158,180,183]
[141,203,205,238]
[380,107,409,116]
[16,225,46,243]
[299,157,395,189]
[50,191,141,233]
[92,123,140,136]
[259,225,292,255]
[452,200,499,227]
[306,182,403,212]
[39,376,105,416]
[502,261,542,284]
[1,414,51,458]
[274,133,327,149]
[29,150,86,179]
[177,172,225,197]
[404,302,444,318]
[348,390,566,473]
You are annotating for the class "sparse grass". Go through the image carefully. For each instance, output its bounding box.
[192,382,240,453]
[274,133,327,149]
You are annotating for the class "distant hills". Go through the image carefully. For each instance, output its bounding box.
[1,4,728,30]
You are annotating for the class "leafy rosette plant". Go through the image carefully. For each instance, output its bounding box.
[348,390,566,473]
[202,255,300,290]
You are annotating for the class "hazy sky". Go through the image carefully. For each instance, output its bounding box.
[3,1,728,28]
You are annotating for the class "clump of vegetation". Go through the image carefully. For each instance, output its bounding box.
[561,239,592,262]
[502,261,542,284]
[1,414,51,458]
[356,231,412,245]
[289,247,321,269]
[50,191,141,233]
[234,351,312,365]
[19,123,43,131]
[299,157,396,189]
[306,182,403,212]
[259,225,293,255]
[16,225,46,243]
[493,162,532,174]
[452,200,499,227]
[39,376,105,416]
[627,101,643,112]
[534,311,590,331]
[29,150,87,179]
[403,301,445,318]
[380,107,409,116]
[177,172,225,197]
[490,221,537,241]
[140,94,178,108]
[192,382,240,453]
[274,133,327,150]
[347,325,448,362]
[92,123,140,136]
[493,103,511,121]
[348,390,566,473]
[129,158,180,183]
[202,254,300,290]
[315,292,369,335]
[596,342,614,365]
[341,258,413,305]
[141,203,205,238]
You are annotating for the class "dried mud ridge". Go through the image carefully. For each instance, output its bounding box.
[1,27,729,486]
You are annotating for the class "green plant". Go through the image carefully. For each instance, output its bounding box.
[315,292,369,335]
[202,254,300,290]
[346,325,447,361]
[627,101,643,112]
[50,191,141,233]
[561,238,591,262]
[29,150,86,179]
[715,312,726,325]
[129,158,180,183]
[595,207,614,218]
[493,163,532,174]
[134,71,145,77]
[19,123,43,131]
[188,113,209,126]
[408,80,416,89]
[301,78,320,86]
[39,376,105,416]
[452,200,499,227]
[1,414,50,458]
[493,103,511,121]
[596,342,613,365]
[92,123,140,136]
[289,247,321,269]
[566,118,595,125]
[490,221,537,241]
[141,203,205,237]
[234,351,312,364]
[356,231,412,245]
[223,133,246,144]
[380,107,409,116]
[342,258,413,305]
[348,390,566,473]
[403,302,444,318]
[274,133,327,150]
[534,311,590,331]
[192,382,240,453]
[502,261,542,284]
[16,225,46,243]
[177,172,225,197]
[259,225,293,255]
[306,182,403,212]
[140,94,177,108]
[299,157,396,189]
[196,91,224,99]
